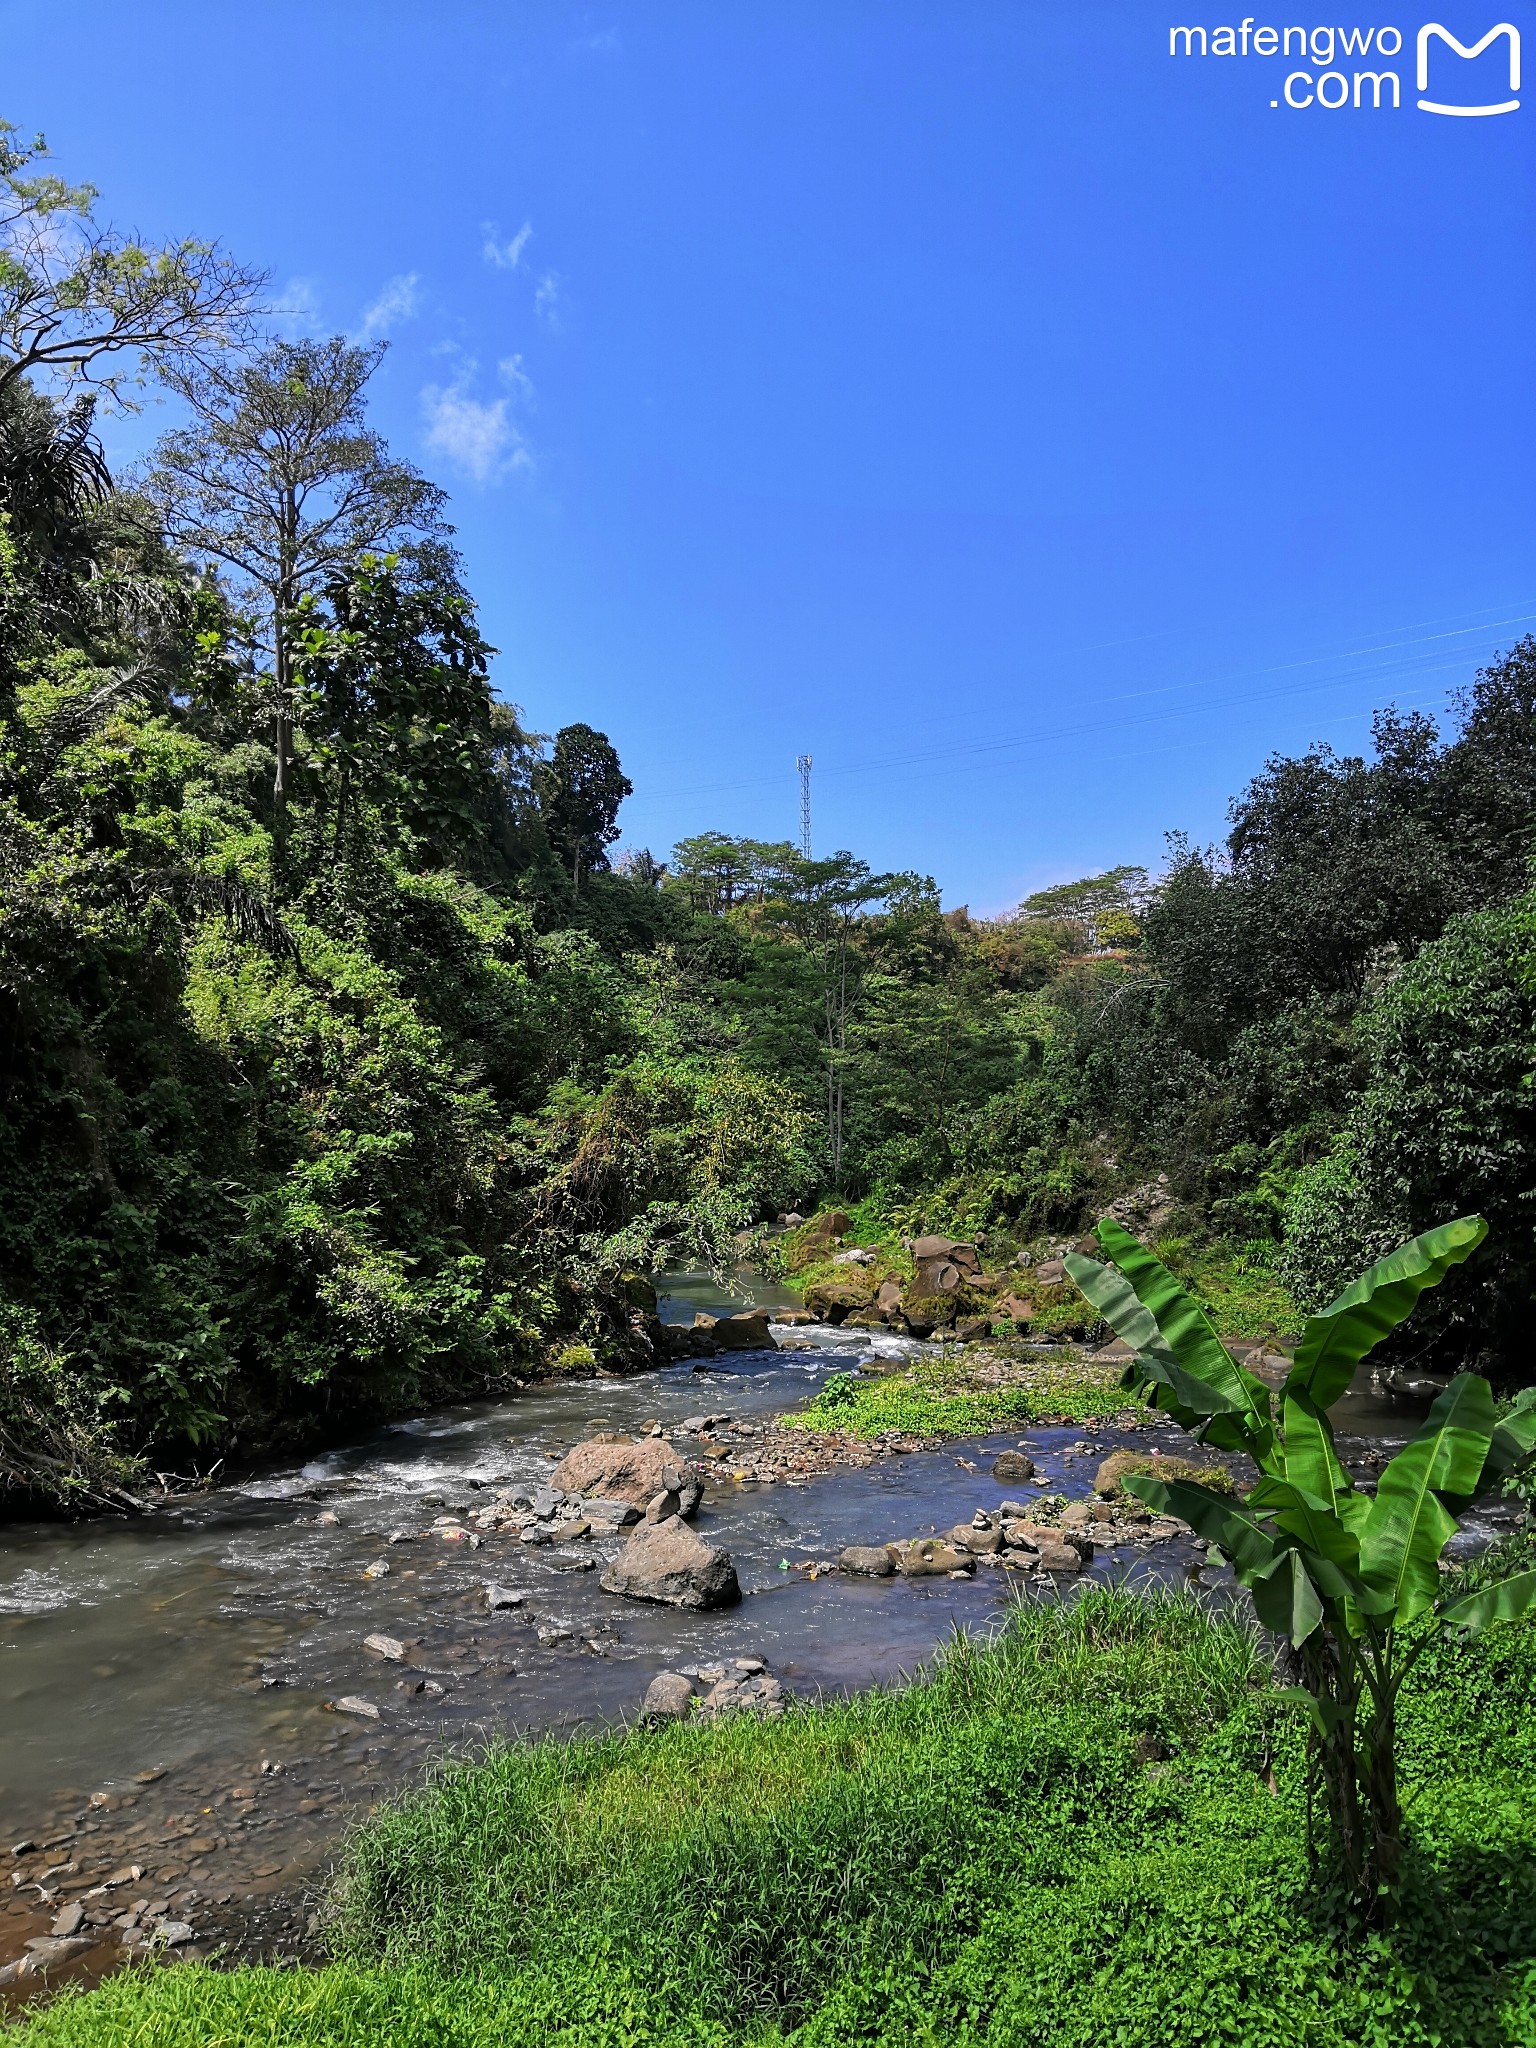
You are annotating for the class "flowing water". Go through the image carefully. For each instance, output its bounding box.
[0,1276,1512,1986]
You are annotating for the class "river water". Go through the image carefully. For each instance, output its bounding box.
[0,1276,1505,1984]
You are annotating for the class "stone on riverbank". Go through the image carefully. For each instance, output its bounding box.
[599,1518,742,1610]
[16,1936,94,1977]
[698,1669,787,1719]
[891,1538,974,1577]
[802,1276,875,1323]
[641,1672,697,1722]
[839,1544,896,1576]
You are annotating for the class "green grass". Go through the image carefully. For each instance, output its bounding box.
[14,1586,1536,2047]
[1152,1235,1301,1342]
[785,1346,1129,1437]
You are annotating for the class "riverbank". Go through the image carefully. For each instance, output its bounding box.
[0,1322,1238,2002]
[10,1582,1536,2047]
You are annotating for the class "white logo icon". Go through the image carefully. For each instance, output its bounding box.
[1417,21,1520,114]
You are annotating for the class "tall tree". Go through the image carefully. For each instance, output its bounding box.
[535,723,632,891]
[289,552,496,860]
[0,121,263,407]
[767,852,895,1189]
[142,337,449,821]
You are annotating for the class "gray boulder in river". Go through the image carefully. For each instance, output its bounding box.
[549,1436,703,1516]
[599,1518,742,1609]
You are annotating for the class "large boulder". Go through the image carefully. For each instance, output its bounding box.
[910,1233,957,1261]
[803,1276,875,1323]
[550,1437,703,1515]
[1093,1450,1235,1499]
[907,1256,964,1303]
[801,1209,852,1247]
[909,1234,980,1274]
[599,1518,742,1609]
[710,1309,777,1351]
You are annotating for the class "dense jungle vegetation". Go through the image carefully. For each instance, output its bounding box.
[2,127,1534,1509]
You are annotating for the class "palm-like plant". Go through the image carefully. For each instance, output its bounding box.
[1066,1215,1536,1915]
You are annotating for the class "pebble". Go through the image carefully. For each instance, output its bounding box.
[330,1696,380,1721]
[315,1511,341,1528]
[363,1634,407,1663]
[362,1561,390,1579]
[484,1583,524,1611]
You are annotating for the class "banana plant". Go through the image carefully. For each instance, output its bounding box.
[1065,1214,1536,1915]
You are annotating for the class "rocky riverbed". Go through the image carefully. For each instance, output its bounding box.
[0,1280,1480,2004]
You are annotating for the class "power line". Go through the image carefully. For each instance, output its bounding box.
[620,599,1536,814]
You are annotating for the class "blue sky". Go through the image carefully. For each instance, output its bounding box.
[3,1,1533,910]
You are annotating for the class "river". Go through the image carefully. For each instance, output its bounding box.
[0,1273,1503,1990]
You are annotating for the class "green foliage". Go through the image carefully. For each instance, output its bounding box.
[1281,885,1536,1361]
[15,1585,1536,2046]
[534,722,632,890]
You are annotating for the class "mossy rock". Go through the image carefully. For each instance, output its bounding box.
[803,1274,877,1322]
[1093,1449,1235,1499]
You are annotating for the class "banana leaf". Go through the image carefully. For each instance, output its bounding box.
[1281,1387,1355,1514]
[1250,1546,1324,1646]
[1283,1217,1487,1412]
[1063,1252,1233,1427]
[1359,1374,1498,1623]
[1436,1567,1536,1635]
[1245,1473,1364,1601]
[1465,1387,1536,1506]
[1089,1220,1274,1457]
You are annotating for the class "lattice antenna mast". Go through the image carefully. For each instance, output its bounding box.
[796,754,813,859]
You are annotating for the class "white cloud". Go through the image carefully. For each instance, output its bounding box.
[482,220,533,270]
[497,353,536,404]
[273,275,324,339]
[421,368,532,485]
[357,272,421,341]
[534,272,562,330]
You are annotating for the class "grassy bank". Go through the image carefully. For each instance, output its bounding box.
[785,1345,1131,1438]
[12,1584,1536,2047]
